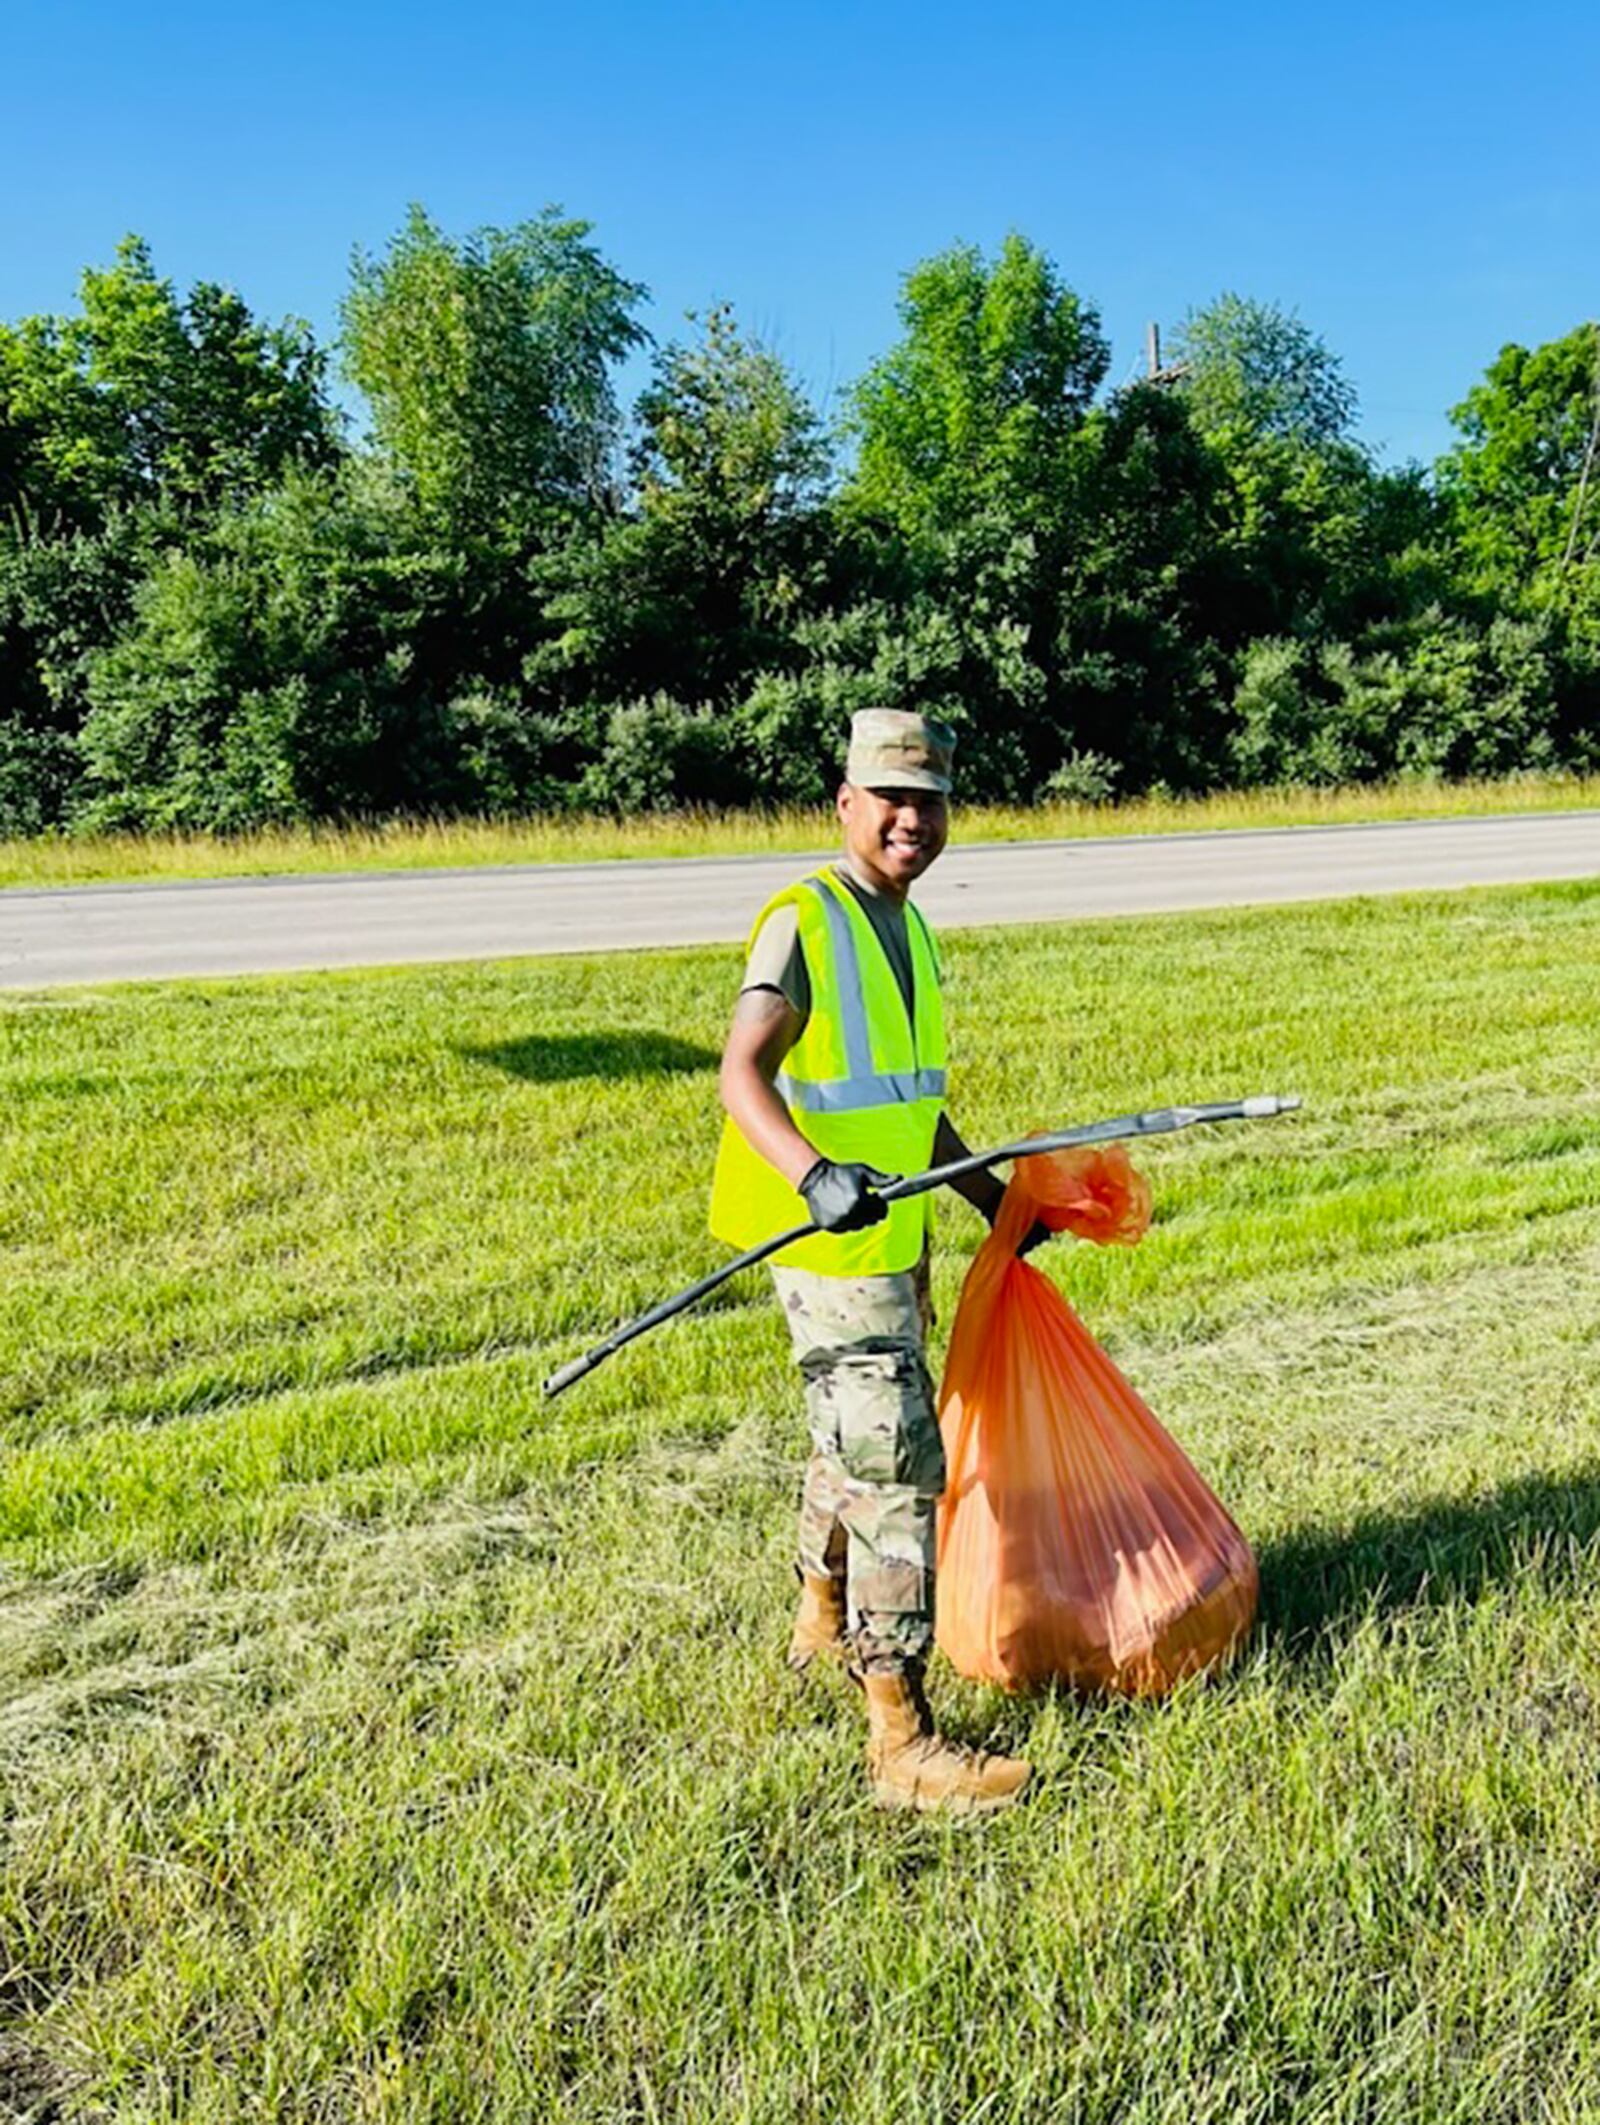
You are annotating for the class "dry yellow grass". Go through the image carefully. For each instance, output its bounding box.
[4,772,1599,887]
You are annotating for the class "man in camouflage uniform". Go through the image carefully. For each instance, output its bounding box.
[712,710,1032,1815]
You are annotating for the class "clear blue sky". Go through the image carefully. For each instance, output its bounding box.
[5,0,1595,467]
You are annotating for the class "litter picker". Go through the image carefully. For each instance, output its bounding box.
[542,1093,1301,1399]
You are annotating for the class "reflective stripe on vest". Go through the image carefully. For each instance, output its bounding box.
[776,1067,949,1113]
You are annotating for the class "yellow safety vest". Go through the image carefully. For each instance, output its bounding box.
[708,868,947,1276]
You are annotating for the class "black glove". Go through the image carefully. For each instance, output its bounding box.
[799,1159,895,1233]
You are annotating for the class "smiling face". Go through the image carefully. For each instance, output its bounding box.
[837,781,950,899]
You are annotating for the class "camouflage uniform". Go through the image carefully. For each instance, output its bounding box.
[771,1252,941,1673]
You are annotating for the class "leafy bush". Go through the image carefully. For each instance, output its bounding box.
[1391,615,1562,779]
[73,469,528,829]
[580,695,751,813]
[0,512,156,830]
[1041,749,1122,804]
[1231,614,1569,789]
[1231,638,1362,785]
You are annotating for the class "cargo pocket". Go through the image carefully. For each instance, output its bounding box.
[834,1346,946,1493]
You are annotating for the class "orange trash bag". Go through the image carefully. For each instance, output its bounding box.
[935,1143,1258,1695]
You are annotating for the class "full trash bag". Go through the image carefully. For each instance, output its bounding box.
[936,1143,1258,1695]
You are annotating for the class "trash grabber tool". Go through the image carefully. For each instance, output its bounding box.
[542,1093,1300,1399]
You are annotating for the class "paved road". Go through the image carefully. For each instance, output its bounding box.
[2,811,1596,989]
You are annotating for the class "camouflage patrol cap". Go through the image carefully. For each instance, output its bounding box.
[844,709,956,794]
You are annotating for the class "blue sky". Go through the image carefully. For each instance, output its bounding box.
[5,0,1595,467]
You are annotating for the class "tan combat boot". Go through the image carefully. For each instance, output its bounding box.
[863,1668,1031,1816]
[787,1571,848,1672]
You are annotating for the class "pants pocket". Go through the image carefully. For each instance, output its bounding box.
[833,1348,945,1492]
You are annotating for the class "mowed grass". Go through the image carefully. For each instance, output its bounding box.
[5,770,1600,886]
[3,881,1600,2121]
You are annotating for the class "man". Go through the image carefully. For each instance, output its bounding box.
[710,708,1031,1816]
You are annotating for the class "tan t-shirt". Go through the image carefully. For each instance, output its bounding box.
[741,861,917,1027]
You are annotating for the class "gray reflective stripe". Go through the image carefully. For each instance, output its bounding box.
[801,877,875,1081]
[777,1067,947,1114]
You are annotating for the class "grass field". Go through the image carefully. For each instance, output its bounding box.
[4,880,1600,2121]
[4,771,1600,888]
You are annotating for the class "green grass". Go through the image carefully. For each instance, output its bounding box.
[4,881,1600,2120]
[5,770,1600,887]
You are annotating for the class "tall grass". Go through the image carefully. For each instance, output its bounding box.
[3,881,1600,2118]
[4,770,1599,888]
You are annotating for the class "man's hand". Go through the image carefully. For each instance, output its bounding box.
[799,1159,896,1233]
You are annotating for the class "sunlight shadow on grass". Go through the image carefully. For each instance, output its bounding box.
[460,1030,720,1083]
[1259,1460,1600,1650]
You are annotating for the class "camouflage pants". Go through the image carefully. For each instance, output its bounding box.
[770,1253,942,1674]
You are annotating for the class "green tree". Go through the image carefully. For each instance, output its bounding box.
[635,306,830,562]
[844,234,1108,542]
[1161,295,1405,655]
[342,205,647,533]
[0,236,338,523]
[1172,293,1358,449]
[1053,383,1235,788]
[0,237,337,829]
[831,237,1112,795]
[538,306,833,726]
[1438,321,1600,591]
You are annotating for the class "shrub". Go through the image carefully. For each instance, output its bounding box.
[1041,749,1121,804]
[580,695,752,813]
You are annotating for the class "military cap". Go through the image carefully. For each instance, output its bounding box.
[844,709,956,794]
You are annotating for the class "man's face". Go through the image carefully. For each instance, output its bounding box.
[837,781,950,892]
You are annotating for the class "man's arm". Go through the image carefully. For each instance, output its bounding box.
[719,988,895,1233]
[934,1111,1053,1254]
[718,988,820,1190]
[932,1111,1005,1222]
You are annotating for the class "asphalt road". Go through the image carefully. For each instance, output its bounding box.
[2,810,1596,989]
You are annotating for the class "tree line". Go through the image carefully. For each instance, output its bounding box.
[2,209,1597,835]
